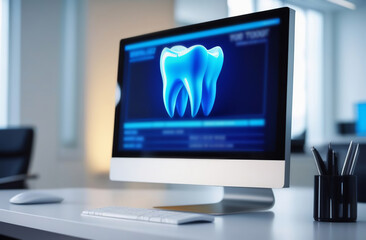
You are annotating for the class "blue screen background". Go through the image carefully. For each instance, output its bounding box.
[118,19,281,153]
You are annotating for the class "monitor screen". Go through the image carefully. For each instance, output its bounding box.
[113,8,291,162]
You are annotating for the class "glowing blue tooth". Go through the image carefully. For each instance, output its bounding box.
[160,45,223,118]
[171,45,189,117]
[176,87,188,117]
[160,47,181,117]
[201,47,224,116]
[160,45,208,117]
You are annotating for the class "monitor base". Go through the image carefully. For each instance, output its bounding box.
[155,187,275,215]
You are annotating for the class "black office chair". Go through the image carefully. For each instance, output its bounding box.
[0,127,36,189]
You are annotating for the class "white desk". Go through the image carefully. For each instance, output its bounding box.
[0,187,365,240]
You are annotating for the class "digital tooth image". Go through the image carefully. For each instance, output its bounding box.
[160,45,224,118]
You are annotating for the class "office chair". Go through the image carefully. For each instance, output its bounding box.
[0,127,37,189]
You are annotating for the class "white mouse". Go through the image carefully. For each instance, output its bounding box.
[9,191,64,205]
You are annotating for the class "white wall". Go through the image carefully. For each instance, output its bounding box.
[175,0,228,25]
[12,0,175,188]
[335,6,366,122]
[83,0,175,187]
[18,0,86,188]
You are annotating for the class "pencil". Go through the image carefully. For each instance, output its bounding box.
[341,141,354,176]
[349,143,360,175]
[311,146,327,175]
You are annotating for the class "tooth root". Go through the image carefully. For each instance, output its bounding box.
[201,47,224,116]
[181,45,208,117]
[163,82,184,118]
[160,48,181,117]
[201,84,217,116]
[176,88,188,117]
[183,77,203,118]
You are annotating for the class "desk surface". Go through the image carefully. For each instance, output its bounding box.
[0,187,365,240]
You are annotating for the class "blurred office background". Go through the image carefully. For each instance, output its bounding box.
[0,0,365,188]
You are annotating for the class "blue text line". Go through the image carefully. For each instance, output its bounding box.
[124,119,265,129]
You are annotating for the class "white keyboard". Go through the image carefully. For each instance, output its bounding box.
[81,206,214,225]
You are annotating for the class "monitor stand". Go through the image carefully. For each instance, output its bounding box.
[155,187,275,215]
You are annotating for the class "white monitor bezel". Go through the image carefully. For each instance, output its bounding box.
[111,157,287,188]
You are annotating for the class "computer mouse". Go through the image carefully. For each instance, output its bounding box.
[9,191,64,205]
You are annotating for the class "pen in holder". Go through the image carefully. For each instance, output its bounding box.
[311,142,360,222]
[314,175,357,222]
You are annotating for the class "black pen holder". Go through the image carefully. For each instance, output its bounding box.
[314,175,357,222]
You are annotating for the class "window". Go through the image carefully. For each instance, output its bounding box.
[0,0,9,127]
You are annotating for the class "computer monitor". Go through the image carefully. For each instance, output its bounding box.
[111,7,294,214]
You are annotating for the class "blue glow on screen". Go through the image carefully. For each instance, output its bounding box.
[124,119,265,129]
[118,17,282,152]
[125,18,280,51]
